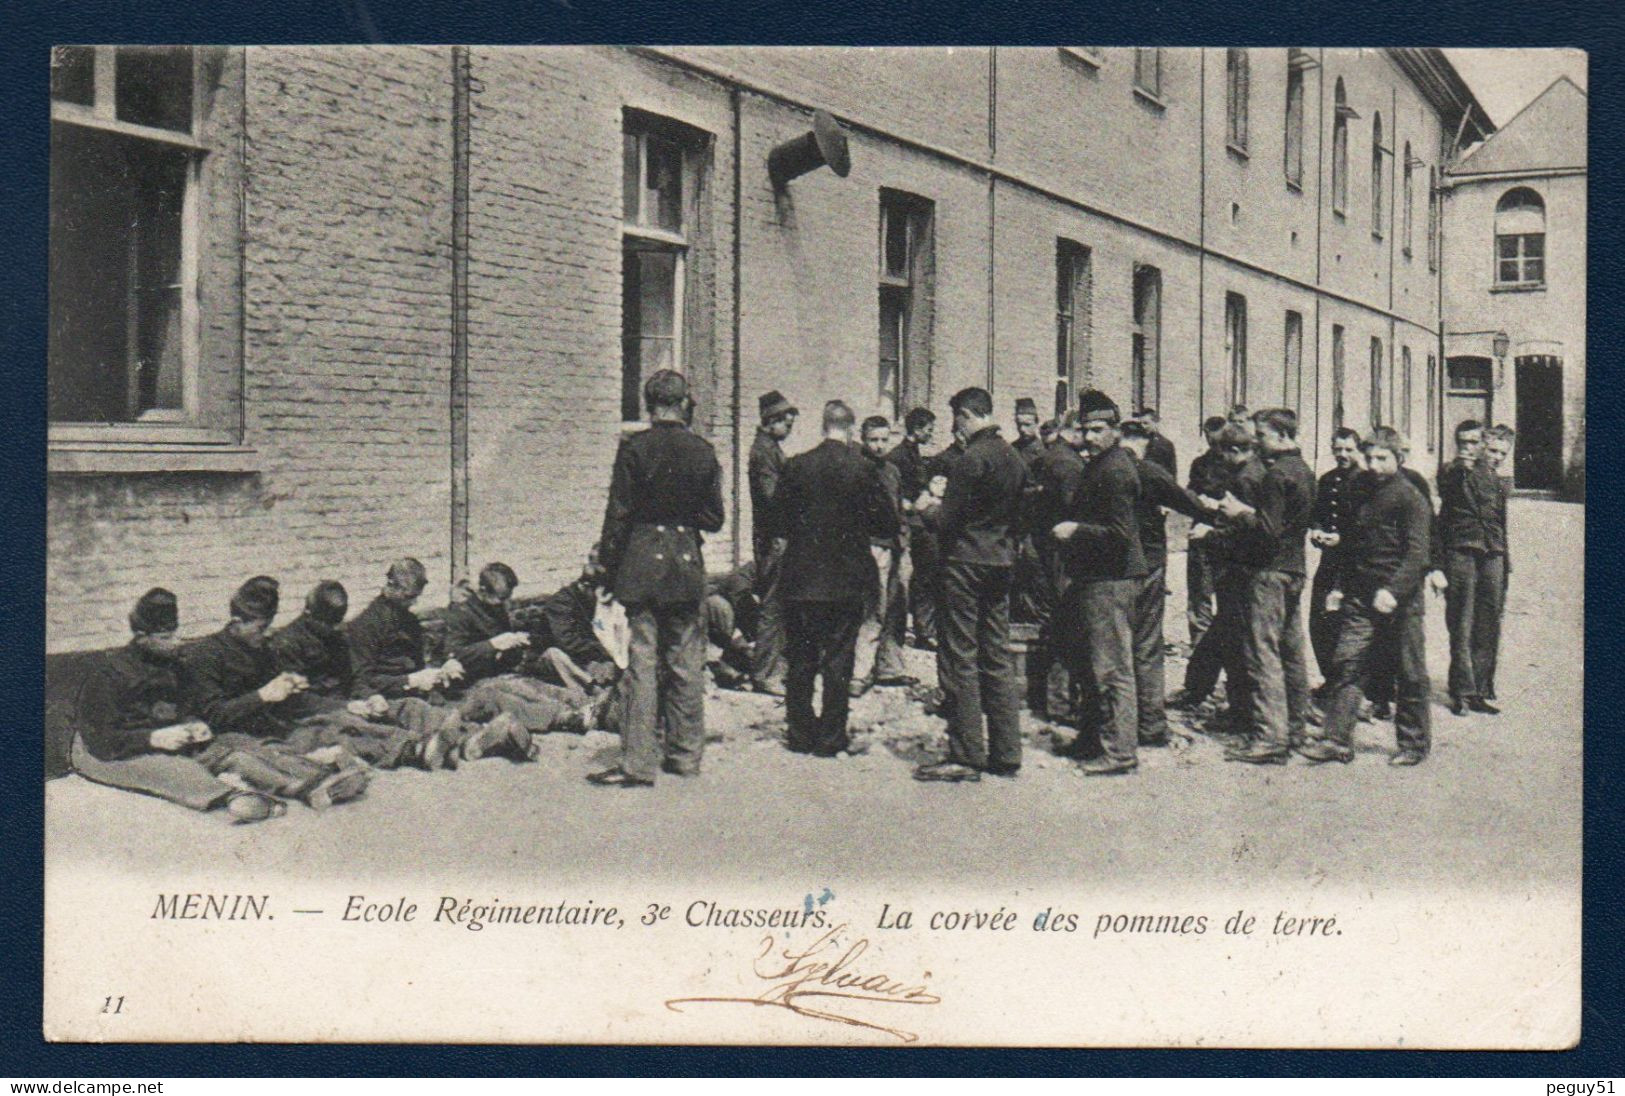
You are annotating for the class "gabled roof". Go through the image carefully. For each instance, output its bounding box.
[1451,76,1587,176]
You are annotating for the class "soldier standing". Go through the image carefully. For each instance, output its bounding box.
[887,408,939,649]
[778,402,899,755]
[589,370,726,787]
[1301,428,1435,766]
[1308,428,1365,693]
[748,390,798,695]
[1011,396,1046,623]
[914,387,1027,783]
[1437,419,1507,716]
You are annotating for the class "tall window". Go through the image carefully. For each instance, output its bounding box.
[1495,187,1546,286]
[1131,265,1162,412]
[1427,167,1439,272]
[1224,293,1248,408]
[879,189,936,420]
[1402,142,1415,257]
[1426,352,1438,451]
[1226,49,1250,152]
[1134,48,1163,99]
[1284,50,1307,187]
[1331,78,1351,216]
[1283,310,1303,415]
[1401,345,1414,435]
[1369,336,1385,429]
[622,111,710,422]
[1055,240,1093,418]
[1370,113,1385,238]
[1331,324,1346,432]
[50,46,202,427]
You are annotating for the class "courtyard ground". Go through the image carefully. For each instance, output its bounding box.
[45,498,1582,894]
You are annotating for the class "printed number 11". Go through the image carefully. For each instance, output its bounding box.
[101,996,124,1014]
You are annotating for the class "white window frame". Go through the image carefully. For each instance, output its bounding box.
[1133,48,1166,107]
[50,46,214,446]
[621,123,691,425]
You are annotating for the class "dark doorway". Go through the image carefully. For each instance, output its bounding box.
[1445,356,1493,442]
[1515,355,1564,490]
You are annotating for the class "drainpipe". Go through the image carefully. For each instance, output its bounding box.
[730,86,744,568]
[450,45,471,585]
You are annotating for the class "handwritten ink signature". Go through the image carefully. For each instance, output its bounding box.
[665,923,941,1042]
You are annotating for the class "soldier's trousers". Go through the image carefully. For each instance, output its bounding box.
[909,522,941,647]
[786,598,864,755]
[855,544,910,684]
[1309,552,1346,683]
[1183,563,1250,711]
[1236,568,1310,750]
[1073,578,1139,766]
[1444,548,1506,703]
[1028,546,1074,721]
[1186,538,1219,647]
[1322,595,1431,756]
[939,561,1022,772]
[620,601,706,780]
[459,675,581,735]
[1132,566,1170,744]
[750,537,788,688]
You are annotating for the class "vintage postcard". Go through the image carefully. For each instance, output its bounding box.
[43,45,1583,1046]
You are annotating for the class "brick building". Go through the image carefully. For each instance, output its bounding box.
[1441,76,1586,494]
[47,46,1493,653]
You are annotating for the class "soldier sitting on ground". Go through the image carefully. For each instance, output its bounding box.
[346,557,538,765]
[69,588,289,823]
[269,579,465,770]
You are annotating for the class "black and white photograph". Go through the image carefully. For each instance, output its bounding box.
[42,44,1585,1046]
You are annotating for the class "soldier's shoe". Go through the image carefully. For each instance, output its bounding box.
[459,715,522,763]
[984,762,1020,779]
[912,761,981,783]
[1224,743,1290,765]
[418,725,460,771]
[1078,756,1138,776]
[225,792,286,824]
[1296,740,1355,764]
[1165,689,1204,712]
[1139,734,1171,748]
[661,759,701,777]
[752,678,786,697]
[304,767,370,812]
[1388,750,1426,767]
[1468,698,1501,715]
[1370,699,1394,721]
[586,767,654,788]
[495,713,539,761]
[876,674,919,687]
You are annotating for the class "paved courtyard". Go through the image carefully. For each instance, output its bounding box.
[45,498,1582,894]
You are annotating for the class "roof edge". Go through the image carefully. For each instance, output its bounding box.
[1386,48,1496,148]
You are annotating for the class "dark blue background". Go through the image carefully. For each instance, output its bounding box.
[4,0,1618,1076]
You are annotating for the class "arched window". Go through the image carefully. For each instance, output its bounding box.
[1402,141,1414,257]
[1495,187,1546,286]
[1226,48,1250,152]
[1370,112,1384,237]
[1283,49,1306,186]
[1331,78,1350,215]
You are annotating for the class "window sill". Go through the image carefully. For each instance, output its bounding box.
[1132,86,1167,111]
[1402,246,1413,260]
[48,442,259,475]
[1332,207,1346,220]
[1285,177,1303,194]
[1226,142,1249,161]
[1372,230,1385,242]
[1491,282,1547,294]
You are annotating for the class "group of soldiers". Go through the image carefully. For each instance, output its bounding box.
[68,365,1515,816]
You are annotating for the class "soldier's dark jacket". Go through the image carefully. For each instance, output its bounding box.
[939,425,1028,568]
[1341,473,1434,602]
[1133,457,1209,572]
[1064,441,1147,582]
[1025,442,1086,539]
[1187,446,1231,500]
[346,594,427,699]
[1437,458,1508,555]
[537,579,613,668]
[865,449,907,551]
[778,438,900,602]
[1312,464,1360,544]
[443,595,521,682]
[269,612,353,698]
[1145,433,1178,478]
[74,643,185,762]
[884,437,933,510]
[180,627,290,738]
[748,428,787,556]
[1013,433,1046,470]
[1227,448,1317,575]
[599,420,726,607]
